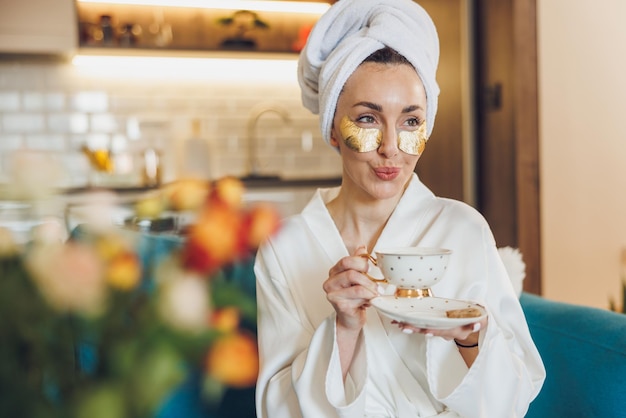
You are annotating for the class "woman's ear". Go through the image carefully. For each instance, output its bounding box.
[329,128,340,148]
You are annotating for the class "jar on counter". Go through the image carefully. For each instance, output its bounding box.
[141,148,162,187]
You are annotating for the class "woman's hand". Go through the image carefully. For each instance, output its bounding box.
[392,316,489,343]
[323,246,379,332]
[392,317,489,367]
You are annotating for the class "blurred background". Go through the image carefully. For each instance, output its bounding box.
[0,0,624,311]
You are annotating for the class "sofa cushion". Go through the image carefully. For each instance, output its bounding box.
[520,292,626,418]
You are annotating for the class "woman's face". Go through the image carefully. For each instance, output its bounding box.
[330,61,428,202]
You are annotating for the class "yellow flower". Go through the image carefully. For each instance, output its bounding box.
[106,251,142,291]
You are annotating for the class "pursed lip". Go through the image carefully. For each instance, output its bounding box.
[373,166,401,180]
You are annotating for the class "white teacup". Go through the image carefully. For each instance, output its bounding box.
[363,247,452,298]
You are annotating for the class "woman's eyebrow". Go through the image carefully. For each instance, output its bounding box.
[402,104,423,113]
[353,102,423,113]
[353,101,382,112]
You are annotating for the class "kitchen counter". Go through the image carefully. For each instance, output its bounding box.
[59,176,342,221]
[61,176,342,195]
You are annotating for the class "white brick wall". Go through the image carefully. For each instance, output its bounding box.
[0,58,342,188]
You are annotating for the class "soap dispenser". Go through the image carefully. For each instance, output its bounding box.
[182,119,212,179]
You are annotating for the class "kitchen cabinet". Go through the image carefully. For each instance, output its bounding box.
[0,0,77,55]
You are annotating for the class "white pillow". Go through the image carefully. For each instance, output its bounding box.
[498,246,526,297]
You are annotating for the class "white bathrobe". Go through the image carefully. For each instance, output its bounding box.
[255,174,545,418]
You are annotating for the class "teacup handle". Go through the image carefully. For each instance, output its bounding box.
[359,254,388,284]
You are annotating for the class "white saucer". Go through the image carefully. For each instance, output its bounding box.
[371,295,487,329]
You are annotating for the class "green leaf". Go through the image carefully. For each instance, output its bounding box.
[74,383,128,418]
[202,375,226,406]
[129,342,186,416]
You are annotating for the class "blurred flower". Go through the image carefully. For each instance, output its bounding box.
[162,178,210,212]
[182,201,244,274]
[206,331,259,388]
[134,192,165,219]
[25,242,106,316]
[105,250,141,291]
[211,307,241,333]
[244,202,282,248]
[1,175,281,417]
[158,272,211,333]
[210,176,245,209]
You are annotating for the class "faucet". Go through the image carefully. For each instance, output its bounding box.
[245,102,291,177]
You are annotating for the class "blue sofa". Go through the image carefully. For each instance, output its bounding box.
[158,292,626,418]
[520,292,626,418]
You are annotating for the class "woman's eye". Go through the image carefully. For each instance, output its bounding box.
[405,117,421,127]
[356,115,376,124]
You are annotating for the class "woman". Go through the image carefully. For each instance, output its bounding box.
[254,1,545,417]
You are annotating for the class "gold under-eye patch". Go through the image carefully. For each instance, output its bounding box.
[398,122,428,155]
[338,116,429,155]
[339,116,382,152]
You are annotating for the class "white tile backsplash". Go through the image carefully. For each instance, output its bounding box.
[25,134,66,151]
[0,58,342,187]
[0,92,20,111]
[47,113,89,134]
[2,114,46,133]
[0,135,23,151]
[71,91,109,113]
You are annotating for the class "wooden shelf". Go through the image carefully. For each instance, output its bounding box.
[76,2,321,55]
[76,46,299,60]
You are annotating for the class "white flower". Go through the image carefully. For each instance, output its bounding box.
[498,246,526,297]
[26,242,107,316]
[158,272,211,333]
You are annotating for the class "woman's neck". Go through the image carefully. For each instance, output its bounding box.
[326,187,402,255]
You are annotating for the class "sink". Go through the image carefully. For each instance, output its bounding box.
[238,174,282,182]
[238,175,341,189]
[238,174,283,189]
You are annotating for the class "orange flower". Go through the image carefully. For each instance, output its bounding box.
[206,332,259,388]
[243,203,281,249]
[182,201,244,274]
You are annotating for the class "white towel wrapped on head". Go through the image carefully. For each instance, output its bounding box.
[297,0,440,147]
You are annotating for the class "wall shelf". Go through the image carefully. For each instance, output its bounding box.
[76,1,324,55]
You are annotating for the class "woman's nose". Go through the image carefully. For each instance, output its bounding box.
[377,126,399,157]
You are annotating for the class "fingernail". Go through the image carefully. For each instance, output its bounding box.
[425,332,434,337]
[402,328,414,335]
[473,323,481,332]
